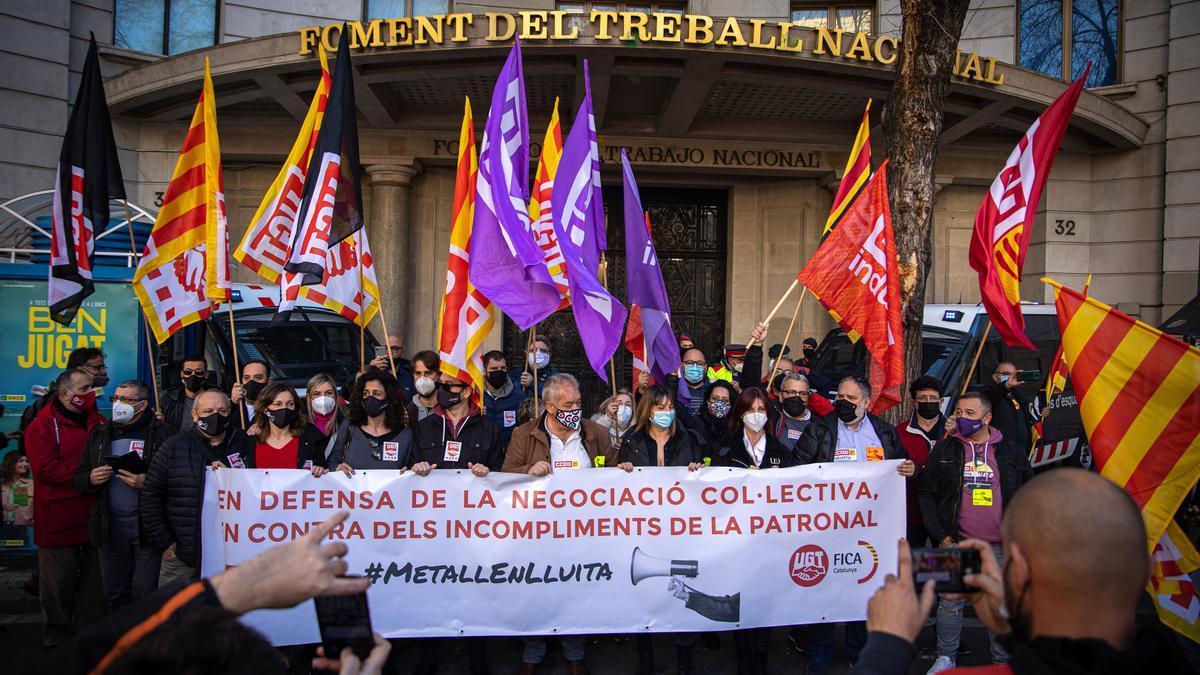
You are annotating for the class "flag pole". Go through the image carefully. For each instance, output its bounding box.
[377,298,397,377]
[749,279,799,347]
[530,326,540,414]
[121,200,162,411]
[225,301,246,429]
[959,322,993,397]
[767,288,808,393]
[599,252,617,399]
[357,237,365,372]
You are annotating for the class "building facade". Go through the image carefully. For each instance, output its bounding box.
[1,0,1197,400]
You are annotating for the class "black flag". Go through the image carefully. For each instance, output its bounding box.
[283,25,364,287]
[49,34,126,325]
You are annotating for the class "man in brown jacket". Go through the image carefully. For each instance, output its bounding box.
[501,373,614,675]
[502,373,616,476]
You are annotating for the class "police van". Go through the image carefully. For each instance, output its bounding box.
[807,303,1089,470]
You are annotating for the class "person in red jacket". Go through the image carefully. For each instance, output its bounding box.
[24,368,105,648]
[894,376,946,547]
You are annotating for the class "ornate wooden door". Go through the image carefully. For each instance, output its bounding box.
[503,187,728,413]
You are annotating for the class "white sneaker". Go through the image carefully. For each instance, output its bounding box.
[927,656,956,674]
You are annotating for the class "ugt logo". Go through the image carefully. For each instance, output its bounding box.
[789,544,828,588]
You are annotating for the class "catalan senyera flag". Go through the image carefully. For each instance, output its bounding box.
[798,163,904,413]
[235,46,331,281]
[529,98,570,309]
[971,67,1089,351]
[1150,521,1200,643]
[133,58,229,343]
[1046,278,1200,554]
[1031,274,1092,452]
[438,98,494,407]
[825,99,872,234]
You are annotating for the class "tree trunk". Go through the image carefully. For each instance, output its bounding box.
[882,0,971,424]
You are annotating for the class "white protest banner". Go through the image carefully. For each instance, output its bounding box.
[200,462,905,645]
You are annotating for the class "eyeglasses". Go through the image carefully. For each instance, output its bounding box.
[108,396,144,404]
[181,368,205,376]
[438,381,467,392]
[780,390,810,399]
[682,360,706,367]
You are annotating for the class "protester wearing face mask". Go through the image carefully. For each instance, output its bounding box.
[368,334,416,399]
[501,374,606,674]
[144,390,250,585]
[161,355,213,432]
[694,381,736,459]
[327,369,413,476]
[229,360,271,428]
[481,350,526,450]
[512,334,559,397]
[411,372,502,675]
[895,376,947,548]
[18,348,109,455]
[74,348,111,394]
[24,368,105,647]
[614,385,703,675]
[678,347,711,416]
[980,360,1035,455]
[73,380,171,611]
[796,376,911,672]
[245,383,327,477]
[410,351,442,422]
[856,470,1182,675]
[591,389,635,454]
[798,337,818,368]
[918,391,1034,673]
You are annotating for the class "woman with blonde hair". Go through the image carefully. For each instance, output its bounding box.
[590,388,635,453]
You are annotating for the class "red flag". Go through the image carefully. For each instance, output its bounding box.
[624,304,651,391]
[969,66,1089,350]
[797,163,903,413]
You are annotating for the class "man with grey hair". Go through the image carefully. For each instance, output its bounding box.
[501,372,607,674]
[74,379,174,610]
[143,389,250,585]
[773,372,814,453]
[797,375,913,671]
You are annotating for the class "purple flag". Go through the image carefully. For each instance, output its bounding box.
[621,150,680,386]
[552,60,606,276]
[468,40,560,330]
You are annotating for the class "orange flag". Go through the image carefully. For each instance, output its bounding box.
[798,163,903,413]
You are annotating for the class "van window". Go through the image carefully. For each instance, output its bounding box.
[975,314,1060,400]
[810,327,969,395]
[224,309,369,385]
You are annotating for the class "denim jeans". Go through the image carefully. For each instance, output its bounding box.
[807,622,868,669]
[935,543,1007,663]
[522,636,586,663]
[99,517,161,610]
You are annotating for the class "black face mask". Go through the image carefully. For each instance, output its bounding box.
[916,401,941,420]
[781,396,808,418]
[802,348,815,359]
[437,386,463,409]
[1004,557,1033,643]
[265,408,295,429]
[486,370,508,389]
[195,412,230,437]
[834,399,859,423]
[184,374,206,393]
[243,379,265,402]
[91,374,110,388]
[362,396,388,418]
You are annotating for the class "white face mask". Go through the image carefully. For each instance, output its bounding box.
[311,395,336,415]
[527,350,551,369]
[743,411,768,433]
[616,404,633,428]
[111,401,137,424]
[414,377,436,396]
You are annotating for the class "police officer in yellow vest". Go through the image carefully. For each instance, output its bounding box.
[707,344,747,392]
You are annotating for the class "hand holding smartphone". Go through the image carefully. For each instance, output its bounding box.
[910,547,981,593]
[314,579,375,661]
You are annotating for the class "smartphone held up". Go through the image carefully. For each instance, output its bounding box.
[911,547,981,593]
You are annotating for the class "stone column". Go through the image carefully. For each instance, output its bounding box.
[364,159,421,347]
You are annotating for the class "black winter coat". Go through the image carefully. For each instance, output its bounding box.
[160,385,217,431]
[795,413,906,464]
[618,428,704,467]
[73,413,173,548]
[715,429,798,469]
[413,412,504,472]
[918,432,1034,544]
[141,427,252,567]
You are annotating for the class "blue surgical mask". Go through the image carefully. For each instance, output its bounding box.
[683,364,705,384]
[651,410,675,429]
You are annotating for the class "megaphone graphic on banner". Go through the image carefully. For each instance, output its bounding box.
[630,547,699,585]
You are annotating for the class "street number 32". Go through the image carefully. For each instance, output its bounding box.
[1054,219,1076,236]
